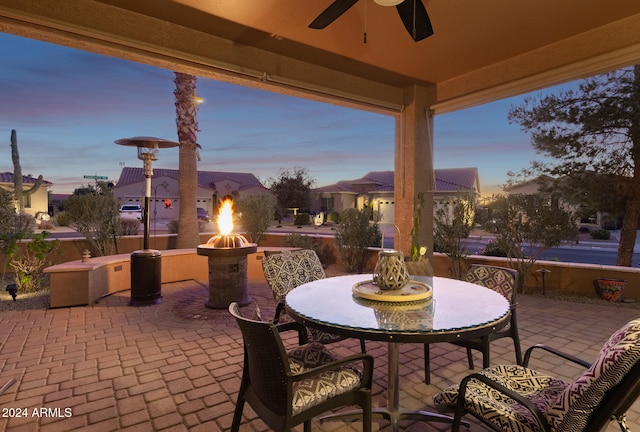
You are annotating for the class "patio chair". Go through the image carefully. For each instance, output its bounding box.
[423,264,522,384]
[432,318,640,432]
[262,249,367,352]
[229,302,374,432]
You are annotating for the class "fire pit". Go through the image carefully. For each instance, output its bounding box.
[197,198,257,309]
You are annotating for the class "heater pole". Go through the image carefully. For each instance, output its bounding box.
[143,156,152,250]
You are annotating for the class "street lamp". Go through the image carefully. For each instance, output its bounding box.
[115,136,179,306]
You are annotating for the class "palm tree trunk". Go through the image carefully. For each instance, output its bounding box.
[173,72,201,248]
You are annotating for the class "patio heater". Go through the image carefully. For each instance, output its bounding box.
[115,136,179,306]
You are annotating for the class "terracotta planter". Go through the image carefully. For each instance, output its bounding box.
[594,278,627,302]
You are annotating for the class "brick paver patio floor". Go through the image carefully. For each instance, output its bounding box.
[0,279,638,431]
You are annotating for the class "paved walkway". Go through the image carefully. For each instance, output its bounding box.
[0,280,638,431]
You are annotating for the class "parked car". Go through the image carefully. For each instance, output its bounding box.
[197,207,210,222]
[119,204,143,221]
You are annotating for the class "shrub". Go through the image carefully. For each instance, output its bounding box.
[326,211,340,224]
[294,213,310,226]
[282,234,336,266]
[236,194,276,244]
[477,240,508,257]
[55,211,69,226]
[590,229,611,240]
[335,208,381,273]
[9,231,61,293]
[120,219,141,236]
[38,220,55,230]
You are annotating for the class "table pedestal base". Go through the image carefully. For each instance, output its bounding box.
[321,407,460,432]
[320,342,469,432]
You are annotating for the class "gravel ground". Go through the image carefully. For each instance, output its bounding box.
[0,288,50,312]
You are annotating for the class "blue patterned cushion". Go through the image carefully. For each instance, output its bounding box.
[546,318,640,430]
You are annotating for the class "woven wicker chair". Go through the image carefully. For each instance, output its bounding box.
[423,264,522,384]
[262,249,367,352]
[229,302,374,432]
[433,318,640,432]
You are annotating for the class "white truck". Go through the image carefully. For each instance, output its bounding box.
[119,204,143,221]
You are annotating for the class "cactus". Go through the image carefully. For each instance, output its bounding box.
[1,130,43,210]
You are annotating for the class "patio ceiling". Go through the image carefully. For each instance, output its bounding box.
[1,0,640,113]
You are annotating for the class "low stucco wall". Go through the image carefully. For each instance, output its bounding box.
[431,253,640,301]
[41,231,640,307]
[43,246,294,308]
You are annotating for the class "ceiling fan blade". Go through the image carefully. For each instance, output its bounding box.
[309,0,359,29]
[396,0,434,41]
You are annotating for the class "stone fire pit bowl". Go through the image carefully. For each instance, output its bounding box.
[197,234,257,309]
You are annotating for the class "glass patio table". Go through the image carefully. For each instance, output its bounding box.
[285,273,510,432]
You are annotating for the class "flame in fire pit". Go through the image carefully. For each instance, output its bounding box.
[217,198,234,235]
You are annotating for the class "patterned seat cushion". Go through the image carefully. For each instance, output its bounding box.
[433,365,569,431]
[287,342,363,415]
[546,318,640,430]
[434,319,640,432]
[262,250,326,302]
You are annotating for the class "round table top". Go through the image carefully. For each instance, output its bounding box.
[285,274,510,343]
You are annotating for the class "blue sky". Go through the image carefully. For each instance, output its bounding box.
[0,32,556,197]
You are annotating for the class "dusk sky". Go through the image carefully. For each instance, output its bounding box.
[0,32,569,197]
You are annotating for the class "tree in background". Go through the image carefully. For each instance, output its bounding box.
[0,188,34,286]
[485,193,577,292]
[63,182,121,256]
[174,72,201,248]
[433,198,473,279]
[335,207,381,273]
[235,194,276,245]
[269,167,315,214]
[508,65,640,267]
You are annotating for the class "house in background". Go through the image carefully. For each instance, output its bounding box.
[0,172,52,218]
[311,168,480,224]
[112,167,271,221]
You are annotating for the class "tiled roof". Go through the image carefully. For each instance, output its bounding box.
[435,167,479,192]
[314,168,478,194]
[113,167,267,191]
[0,172,52,185]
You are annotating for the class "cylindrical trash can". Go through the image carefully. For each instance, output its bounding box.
[130,249,162,306]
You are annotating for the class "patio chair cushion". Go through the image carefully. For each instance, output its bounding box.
[262,250,326,302]
[546,318,640,430]
[434,365,569,431]
[288,342,339,372]
[287,342,363,415]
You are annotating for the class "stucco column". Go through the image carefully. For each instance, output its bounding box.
[394,84,436,257]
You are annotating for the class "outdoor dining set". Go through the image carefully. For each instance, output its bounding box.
[228,249,640,432]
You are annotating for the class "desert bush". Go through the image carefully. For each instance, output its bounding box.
[38,220,55,230]
[120,219,141,235]
[477,240,508,257]
[10,231,61,293]
[236,194,276,244]
[335,208,380,273]
[326,211,340,224]
[282,234,336,266]
[590,229,611,240]
[55,211,69,226]
[294,213,310,226]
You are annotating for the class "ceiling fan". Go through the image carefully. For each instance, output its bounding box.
[309,0,434,42]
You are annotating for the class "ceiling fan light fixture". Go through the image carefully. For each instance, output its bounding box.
[374,0,403,6]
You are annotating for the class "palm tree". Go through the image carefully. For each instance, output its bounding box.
[173,72,201,248]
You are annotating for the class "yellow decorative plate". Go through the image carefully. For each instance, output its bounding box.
[352,280,432,302]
